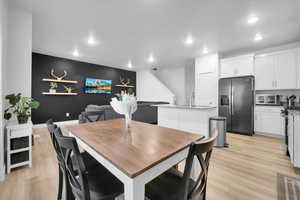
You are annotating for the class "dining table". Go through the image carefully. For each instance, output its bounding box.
[66,118,204,200]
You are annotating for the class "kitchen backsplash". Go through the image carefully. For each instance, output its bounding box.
[256,90,300,103]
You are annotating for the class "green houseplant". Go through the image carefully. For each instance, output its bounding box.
[49,82,58,93]
[4,93,40,124]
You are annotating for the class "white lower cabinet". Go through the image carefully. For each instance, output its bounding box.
[254,106,284,137]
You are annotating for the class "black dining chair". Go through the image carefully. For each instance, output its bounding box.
[46,119,99,200]
[145,134,218,200]
[79,111,105,123]
[53,127,124,200]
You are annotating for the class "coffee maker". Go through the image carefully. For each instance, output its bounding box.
[287,95,296,109]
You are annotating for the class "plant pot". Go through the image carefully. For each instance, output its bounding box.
[17,115,29,124]
[49,89,56,93]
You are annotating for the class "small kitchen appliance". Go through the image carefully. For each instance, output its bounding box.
[255,94,280,106]
[287,95,296,109]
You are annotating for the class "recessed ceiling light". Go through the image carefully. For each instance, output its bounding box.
[248,14,259,24]
[87,36,96,45]
[202,47,209,54]
[127,60,133,68]
[148,54,155,63]
[73,48,79,57]
[185,35,194,45]
[254,33,263,41]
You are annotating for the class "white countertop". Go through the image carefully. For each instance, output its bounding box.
[153,104,217,110]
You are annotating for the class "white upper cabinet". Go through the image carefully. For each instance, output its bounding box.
[194,54,219,106]
[254,49,297,90]
[195,54,217,74]
[254,55,275,90]
[220,54,254,78]
[275,51,297,89]
[296,48,300,89]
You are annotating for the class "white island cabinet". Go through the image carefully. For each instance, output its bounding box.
[288,110,300,168]
[155,105,217,137]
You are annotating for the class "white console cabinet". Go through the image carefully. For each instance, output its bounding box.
[6,121,32,173]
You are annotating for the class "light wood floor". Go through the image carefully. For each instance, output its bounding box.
[0,128,299,200]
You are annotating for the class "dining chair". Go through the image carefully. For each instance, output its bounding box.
[46,119,99,200]
[53,127,124,200]
[79,111,105,123]
[145,134,218,200]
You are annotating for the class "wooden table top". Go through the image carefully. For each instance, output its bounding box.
[67,119,204,178]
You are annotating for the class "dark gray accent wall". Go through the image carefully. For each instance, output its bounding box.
[32,53,136,124]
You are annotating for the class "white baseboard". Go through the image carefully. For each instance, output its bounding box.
[0,165,5,181]
[255,131,284,139]
[33,120,79,129]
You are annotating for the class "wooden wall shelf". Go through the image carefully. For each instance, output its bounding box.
[42,78,78,84]
[115,85,135,88]
[42,92,78,96]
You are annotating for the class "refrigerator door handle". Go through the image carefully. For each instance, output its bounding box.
[232,87,234,115]
[229,90,232,115]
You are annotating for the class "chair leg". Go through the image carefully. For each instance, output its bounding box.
[64,172,75,200]
[58,168,63,200]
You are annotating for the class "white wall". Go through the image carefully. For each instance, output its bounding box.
[0,0,8,181]
[152,67,186,105]
[136,70,174,103]
[0,5,32,181]
[7,7,32,97]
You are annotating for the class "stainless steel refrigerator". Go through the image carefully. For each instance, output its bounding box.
[219,76,254,135]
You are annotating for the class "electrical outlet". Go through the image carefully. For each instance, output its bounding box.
[66,112,70,117]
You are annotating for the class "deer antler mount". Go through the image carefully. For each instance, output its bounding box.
[120,77,131,86]
[51,69,68,81]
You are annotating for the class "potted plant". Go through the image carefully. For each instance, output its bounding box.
[49,82,58,93]
[63,85,74,94]
[4,93,40,124]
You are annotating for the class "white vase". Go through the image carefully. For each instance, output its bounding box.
[125,113,132,129]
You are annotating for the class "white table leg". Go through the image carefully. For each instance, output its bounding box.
[124,179,145,200]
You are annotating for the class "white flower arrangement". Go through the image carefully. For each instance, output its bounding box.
[110,90,137,128]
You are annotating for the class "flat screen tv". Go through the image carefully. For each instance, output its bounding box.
[85,78,112,94]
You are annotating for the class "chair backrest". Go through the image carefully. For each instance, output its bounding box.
[46,119,63,163]
[53,127,90,200]
[180,134,218,200]
[80,111,105,123]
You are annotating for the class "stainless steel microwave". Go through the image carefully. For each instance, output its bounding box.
[256,94,280,105]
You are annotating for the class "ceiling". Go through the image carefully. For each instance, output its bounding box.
[10,0,300,70]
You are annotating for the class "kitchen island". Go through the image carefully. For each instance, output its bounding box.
[154,104,217,137]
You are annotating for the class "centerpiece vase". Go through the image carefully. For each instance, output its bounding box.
[125,113,132,129]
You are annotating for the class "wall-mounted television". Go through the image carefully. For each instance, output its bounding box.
[85,78,112,94]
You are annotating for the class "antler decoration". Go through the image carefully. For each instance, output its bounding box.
[120,77,130,86]
[51,69,67,81]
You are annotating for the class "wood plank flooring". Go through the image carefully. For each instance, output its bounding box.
[0,127,299,200]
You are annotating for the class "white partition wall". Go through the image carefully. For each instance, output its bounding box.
[0,0,8,181]
[7,7,32,97]
[136,70,174,103]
